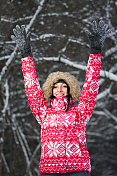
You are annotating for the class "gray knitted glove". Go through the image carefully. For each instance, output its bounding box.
[11,25,32,57]
[85,20,111,54]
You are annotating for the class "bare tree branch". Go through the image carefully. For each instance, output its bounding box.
[0,0,46,84]
[39,56,117,82]
[25,143,41,176]
[1,153,10,174]
[104,109,117,122]
[0,79,9,175]
[97,83,112,101]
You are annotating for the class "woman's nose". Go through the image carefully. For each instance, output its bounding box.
[57,86,62,91]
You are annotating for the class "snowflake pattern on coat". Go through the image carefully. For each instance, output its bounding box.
[66,141,82,157]
[21,54,101,174]
[46,141,61,157]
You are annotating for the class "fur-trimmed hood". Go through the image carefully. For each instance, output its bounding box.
[42,71,81,101]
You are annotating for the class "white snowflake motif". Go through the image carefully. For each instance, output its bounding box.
[49,115,58,127]
[40,105,47,117]
[35,114,41,124]
[41,145,45,159]
[25,72,35,88]
[47,141,60,157]
[66,141,73,157]
[90,80,99,93]
[78,131,86,144]
[64,114,71,127]
[66,141,81,157]
[64,114,75,127]
[43,119,49,128]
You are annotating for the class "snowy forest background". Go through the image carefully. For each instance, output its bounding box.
[0,0,117,176]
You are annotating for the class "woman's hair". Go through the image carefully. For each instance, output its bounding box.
[50,79,72,100]
[42,71,81,101]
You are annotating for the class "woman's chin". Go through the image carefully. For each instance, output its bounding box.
[56,95,64,98]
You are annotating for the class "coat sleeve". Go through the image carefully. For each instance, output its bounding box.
[21,56,47,125]
[77,54,101,125]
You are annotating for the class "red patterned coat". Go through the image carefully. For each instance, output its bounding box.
[21,54,101,174]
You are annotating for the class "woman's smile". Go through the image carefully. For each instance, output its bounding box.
[53,82,68,98]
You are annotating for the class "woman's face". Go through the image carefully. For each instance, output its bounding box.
[53,82,68,98]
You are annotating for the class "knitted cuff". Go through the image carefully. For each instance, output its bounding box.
[90,47,101,54]
[21,49,33,58]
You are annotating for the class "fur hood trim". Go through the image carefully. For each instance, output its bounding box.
[42,71,81,101]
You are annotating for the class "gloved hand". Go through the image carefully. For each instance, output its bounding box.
[11,25,32,57]
[85,20,111,54]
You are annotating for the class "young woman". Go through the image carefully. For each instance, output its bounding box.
[11,20,111,176]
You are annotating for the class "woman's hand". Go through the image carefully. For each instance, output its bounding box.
[11,25,32,57]
[85,20,111,54]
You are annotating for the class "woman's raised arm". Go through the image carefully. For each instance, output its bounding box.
[77,20,111,125]
[11,25,47,125]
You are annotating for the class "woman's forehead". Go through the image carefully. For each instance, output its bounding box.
[54,82,67,86]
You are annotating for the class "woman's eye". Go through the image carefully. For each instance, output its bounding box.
[63,85,67,88]
[53,86,57,89]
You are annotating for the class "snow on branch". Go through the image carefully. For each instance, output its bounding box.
[105,46,117,57]
[0,55,10,61]
[0,47,17,83]
[26,0,46,32]
[1,16,32,23]
[0,0,46,84]
[18,127,32,157]
[39,56,117,82]
[104,108,117,122]
[2,79,9,115]
[109,93,117,101]
[16,127,30,165]
[97,88,110,101]
[41,12,75,18]
[87,132,104,138]
[16,127,33,176]
[1,153,10,174]
[100,70,117,82]
[97,83,112,101]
